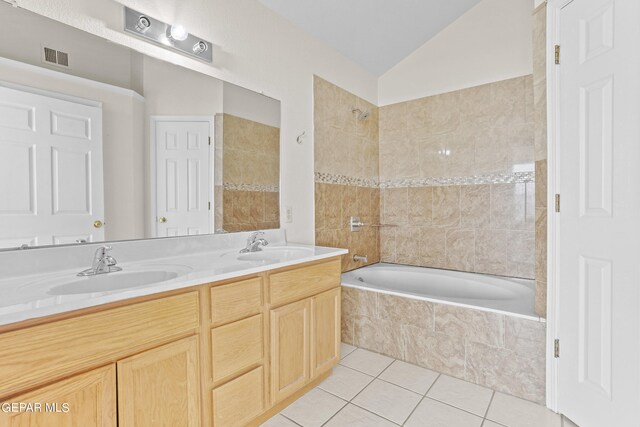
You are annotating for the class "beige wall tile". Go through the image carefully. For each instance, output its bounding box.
[445,229,476,271]
[378,293,434,330]
[383,188,408,225]
[490,184,533,230]
[433,186,461,227]
[342,314,355,345]
[475,229,508,276]
[395,226,423,265]
[354,315,404,359]
[403,325,466,378]
[504,317,546,357]
[460,185,490,228]
[419,227,447,268]
[506,230,535,279]
[465,341,545,404]
[535,159,547,208]
[434,304,504,347]
[342,286,378,318]
[380,227,397,262]
[408,187,433,225]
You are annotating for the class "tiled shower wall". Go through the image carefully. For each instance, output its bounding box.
[533,3,548,317]
[220,114,280,232]
[379,76,536,279]
[314,77,381,272]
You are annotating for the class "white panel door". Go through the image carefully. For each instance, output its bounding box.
[0,85,103,249]
[557,0,640,425]
[155,120,211,237]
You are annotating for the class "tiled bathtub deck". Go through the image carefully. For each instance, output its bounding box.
[261,344,577,427]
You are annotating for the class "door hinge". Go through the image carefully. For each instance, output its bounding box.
[555,45,560,64]
[208,136,211,146]
[555,194,561,212]
[208,202,211,210]
[554,339,560,358]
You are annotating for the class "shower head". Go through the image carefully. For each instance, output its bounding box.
[352,107,371,121]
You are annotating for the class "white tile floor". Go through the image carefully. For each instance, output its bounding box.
[261,343,578,427]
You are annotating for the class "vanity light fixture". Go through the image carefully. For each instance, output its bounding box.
[193,41,208,55]
[124,7,213,63]
[168,25,189,41]
[135,15,151,33]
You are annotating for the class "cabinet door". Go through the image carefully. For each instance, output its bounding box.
[270,299,311,403]
[311,288,341,377]
[117,336,201,427]
[0,364,116,427]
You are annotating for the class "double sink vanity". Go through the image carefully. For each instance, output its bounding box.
[0,230,346,427]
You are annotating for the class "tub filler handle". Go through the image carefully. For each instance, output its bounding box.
[350,216,397,232]
[353,254,368,263]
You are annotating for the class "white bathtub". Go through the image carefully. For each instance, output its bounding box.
[341,263,538,319]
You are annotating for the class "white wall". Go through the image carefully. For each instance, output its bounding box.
[15,0,378,244]
[223,82,280,128]
[378,0,534,106]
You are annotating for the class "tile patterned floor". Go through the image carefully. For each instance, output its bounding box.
[261,343,578,427]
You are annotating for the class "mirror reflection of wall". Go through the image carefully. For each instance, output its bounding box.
[218,83,280,233]
[0,4,280,250]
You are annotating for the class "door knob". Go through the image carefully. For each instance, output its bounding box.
[159,217,167,223]
[93,220,103,229]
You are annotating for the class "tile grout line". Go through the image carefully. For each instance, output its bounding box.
[482,390,496,420]
[279,412,305,427]
[316,398,349,427]
[401,373,442,426]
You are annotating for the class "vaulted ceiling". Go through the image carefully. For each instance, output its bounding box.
[258,0,483,76]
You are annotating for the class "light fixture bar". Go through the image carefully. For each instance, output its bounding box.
[123,7,212,63]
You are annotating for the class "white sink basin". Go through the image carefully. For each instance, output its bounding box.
[236,246,314,263]
[48,270,180,295]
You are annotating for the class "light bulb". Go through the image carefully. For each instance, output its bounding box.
[169,25,189,41]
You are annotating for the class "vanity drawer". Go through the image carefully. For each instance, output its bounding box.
[211,314,263,384]
[212,366,265,427]
[269,259,341,307]
[0,292,199,399]
[210,277,263,326]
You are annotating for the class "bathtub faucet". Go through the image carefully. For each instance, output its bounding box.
[353,254,368,263]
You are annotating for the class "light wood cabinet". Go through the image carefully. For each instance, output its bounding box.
[0,256,342,427]
[0,365,116,427]
[210,278,263,327]
[211,314,263,384]
[117,336,201,427]
[311,288,341,377]
[270,299,311,403]
[269,259,341,307]
[212,366,265,427]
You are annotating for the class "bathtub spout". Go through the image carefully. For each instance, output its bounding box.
[353,254,368,263]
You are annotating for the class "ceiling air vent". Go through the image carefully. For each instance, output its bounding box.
[42,47,70,68]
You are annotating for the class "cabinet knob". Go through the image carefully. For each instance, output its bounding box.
[93,220,103,229]
[159,217,167,223]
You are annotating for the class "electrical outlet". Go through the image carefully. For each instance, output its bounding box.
[285,206,293,223]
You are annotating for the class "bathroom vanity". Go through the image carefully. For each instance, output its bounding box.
[0,231,346,427]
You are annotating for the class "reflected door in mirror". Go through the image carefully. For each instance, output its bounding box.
[0,85,104,249]
[154,119,212,237]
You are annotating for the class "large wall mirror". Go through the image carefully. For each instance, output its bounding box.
[0,4,281,250]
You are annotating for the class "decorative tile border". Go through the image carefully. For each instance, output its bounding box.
[223,182,279,192]
[314,171,535,188]
[379,171,535,188]
[314,172,379,188]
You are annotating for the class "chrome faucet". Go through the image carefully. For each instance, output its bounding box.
[78,246,122,276]
[240,231,269,253]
